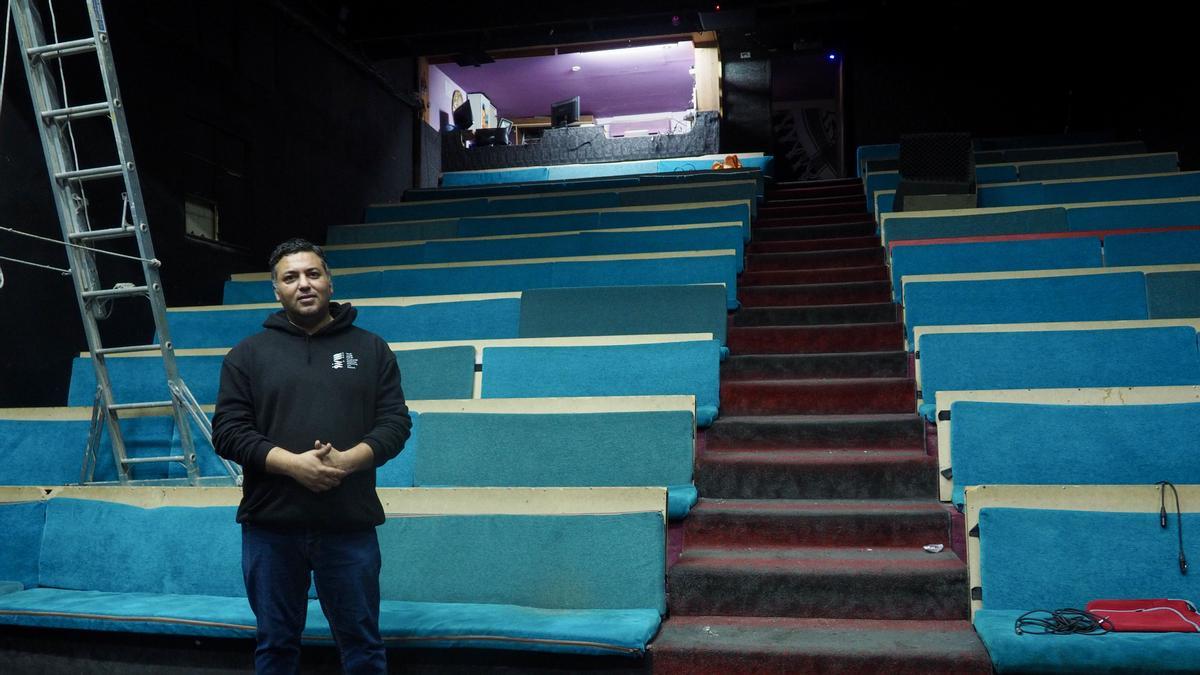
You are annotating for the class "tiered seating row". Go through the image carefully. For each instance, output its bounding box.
[880,197,1200,246]
[222,250,742,310]
[888,227,1200,301]
[875,171,1200,218]
[367,177,759,223]
[864,152,1178,211]
[439,154,773,187]
[901,264,1200,344]
[70,334,722,422]
[0,487,667,655]
[329,201,753,245]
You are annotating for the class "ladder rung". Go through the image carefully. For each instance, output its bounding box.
[68,226,136,242]
[121,456,187,466]
[108,401,174,411]
[27,37,97,59]
[55,164,124,182]
[42,101,110,122]
[81,285,148,300]
[96,343,161,356]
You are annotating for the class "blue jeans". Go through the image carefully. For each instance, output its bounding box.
[242,524,386,674]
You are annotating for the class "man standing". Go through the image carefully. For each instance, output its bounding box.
[213,238,411,674]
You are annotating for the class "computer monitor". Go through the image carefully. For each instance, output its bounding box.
[473,127,511,147]
[452,100,473,131]
[550,96,580,128]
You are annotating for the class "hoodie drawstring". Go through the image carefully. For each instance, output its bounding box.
[305,334,311,365]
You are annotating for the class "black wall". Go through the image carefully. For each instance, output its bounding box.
[0,0,415,406]
[840,6,1200,172]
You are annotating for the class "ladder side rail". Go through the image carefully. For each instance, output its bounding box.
[10,0,132,481]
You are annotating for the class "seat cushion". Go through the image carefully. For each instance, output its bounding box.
[974,609,1200,674]
[372,600,661,656]
[0,588,258,639]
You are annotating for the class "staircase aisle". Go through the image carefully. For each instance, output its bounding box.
[650,178,993,674]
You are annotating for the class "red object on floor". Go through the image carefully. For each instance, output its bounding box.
[1086,599,1200,632]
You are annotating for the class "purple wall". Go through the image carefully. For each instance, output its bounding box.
[437,42,695,119]
[428,65,468,130]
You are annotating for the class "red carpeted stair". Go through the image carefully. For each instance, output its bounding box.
[649,176,991,674]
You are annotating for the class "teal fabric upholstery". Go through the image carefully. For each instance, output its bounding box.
[1067,200,1200,231]
[326,224,744,272]
[0,414,223,484]
[977,507,1200,608]
[882,207,1068,245]
[327,219,461,245]
[0,499,666,655]
[889,236,1102,301]
[519,284,728,346]
[377,512,665,613]
[1045,172,1200,204]
[0,587,259,638]
[364,198,491,223]
[375,411,418,487]
[367,181,748,223]
[70,347,475,405]
[974,609,1200,674]
[481,340,721,426]
[975,165,1019,183]
[1104,230,1200,267]
[440,156,772,186]
[441,167,549,186]
[916,326,1200,419]
[902,272,1150,345]
[167,299,521,349]
[225,253,739,309]
[1017,153,1178,181]
[68,354,226,407]
[1146,271,1200,319]
[0,501,44,589]
[949,401,1200,507]
[39,499,243,596]
[373,601,661,656]
[413,410,696,518]
[393,347,477,400]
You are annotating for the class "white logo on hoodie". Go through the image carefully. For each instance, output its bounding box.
[331,352,358,370]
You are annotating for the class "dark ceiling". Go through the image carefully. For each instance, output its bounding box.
[300,0,875,60]
[294,0,1187,70]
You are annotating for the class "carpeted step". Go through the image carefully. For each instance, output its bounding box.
[720,378,915,415]
[649,616,993,675]
[738,281,893,307]
[666,546,968,619]
[756,214,875,228]
[739,266,890,286]
[769,182,863,200]
[746,247,885,271]
[753,221,876,241]
[728,322,904,353]
[684,498,950,548]
[721,352,909,380]
[695,450,937,499]
[704,414,924,451]
[746,235,880,254]
[758,202,866,219]
[731,303,897,327]
[762,195,867,209]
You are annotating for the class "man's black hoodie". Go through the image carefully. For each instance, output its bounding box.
[212,302,411,531]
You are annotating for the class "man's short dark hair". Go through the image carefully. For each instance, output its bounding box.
[269,238,329,279]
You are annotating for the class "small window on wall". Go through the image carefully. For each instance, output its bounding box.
[185,196,219,241]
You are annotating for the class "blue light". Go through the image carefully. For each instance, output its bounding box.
[827,52,837,61]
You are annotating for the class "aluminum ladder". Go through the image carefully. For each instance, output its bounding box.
[8,0,238,484]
